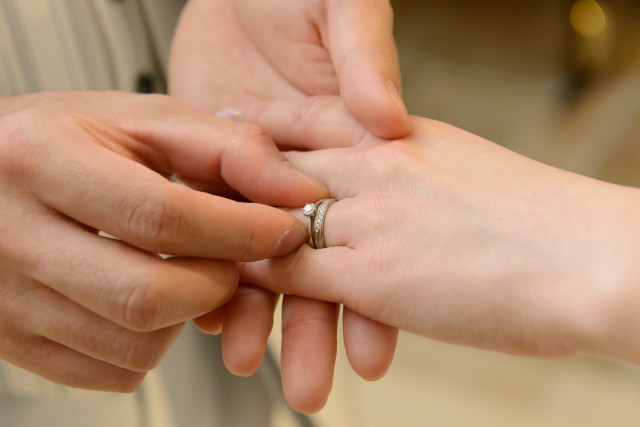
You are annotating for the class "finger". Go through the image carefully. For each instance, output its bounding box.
[13,278,184,372]
[240,246,359,305]
[0,334,146,392]
[173,174,242,201]
[280,296,339,414]
[19,215,238,332]
[220,285,279,376]
[30,140,309,260]
[111,93,327,207]
[283,150,359,199]
[326,0,411,139]
[143,111,328,206]
[343,307,398,381]
[232,96,369,150]
[290,198,359,248]
[194,306,227,335]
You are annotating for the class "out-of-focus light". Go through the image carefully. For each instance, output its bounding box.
[570,0,607,37]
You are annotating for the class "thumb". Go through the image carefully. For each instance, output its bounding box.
[117,95,328,207]
[327,0,411,139]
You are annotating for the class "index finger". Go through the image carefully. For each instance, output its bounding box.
[18,98,315,260]
[30,142,307,261]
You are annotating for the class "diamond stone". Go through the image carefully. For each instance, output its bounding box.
[303,203,316,217]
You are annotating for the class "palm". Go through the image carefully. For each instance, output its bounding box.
[169,0,337,114]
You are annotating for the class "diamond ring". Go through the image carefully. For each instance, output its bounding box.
[303,199,336,249]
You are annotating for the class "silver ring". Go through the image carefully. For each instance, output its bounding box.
[303,199,336,249]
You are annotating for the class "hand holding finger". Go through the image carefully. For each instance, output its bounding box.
[7,92,322,261]
[0,90,327,392]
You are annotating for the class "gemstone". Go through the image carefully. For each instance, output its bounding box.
[303,203,316,217]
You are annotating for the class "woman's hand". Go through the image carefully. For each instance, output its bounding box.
[168,0,410,140]
[241,97,640,366]
[0,91,325,391]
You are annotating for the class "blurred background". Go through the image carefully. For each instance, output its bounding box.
[284,0,640,426]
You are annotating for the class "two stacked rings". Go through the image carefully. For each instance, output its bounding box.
[302,199,337,249]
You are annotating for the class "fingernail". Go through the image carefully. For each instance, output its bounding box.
[385,80,407,112]
[272,226,307,257]
[206,324,223,335]
[215,107,244,121]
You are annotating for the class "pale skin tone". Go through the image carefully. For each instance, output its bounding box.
[0,91,326,391]
[239,97,640,371]
[169,0,410,412]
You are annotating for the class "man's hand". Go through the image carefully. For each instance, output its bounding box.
[0,91,325,391]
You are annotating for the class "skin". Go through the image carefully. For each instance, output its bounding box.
[0,91,326,392]
[169,0,409,412]
[240,97,640,374]
[169,0,410,139]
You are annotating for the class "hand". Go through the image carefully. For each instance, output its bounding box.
[169,0,406,412]
[168,0,410,140]
[0,91,325,391]
[241,96,640,365]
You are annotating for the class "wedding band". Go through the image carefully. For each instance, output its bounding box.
[303,199,336,249]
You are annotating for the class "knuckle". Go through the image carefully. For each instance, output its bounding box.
[281,302,337,335]
[119,276,166,332]
[235,221,261,261]
[225,121,269,156]
[0,107,47,176]
[290,97,330,136]
[231,120,264,141]
[119,189,178,249]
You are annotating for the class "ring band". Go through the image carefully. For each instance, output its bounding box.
[303,199,336,249]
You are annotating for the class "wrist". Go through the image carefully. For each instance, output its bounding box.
[564,182,640,364]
